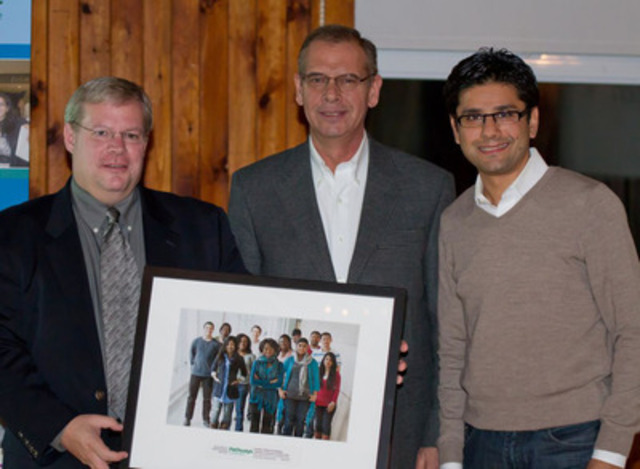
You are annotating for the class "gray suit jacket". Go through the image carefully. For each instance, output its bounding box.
[229,139,455,468]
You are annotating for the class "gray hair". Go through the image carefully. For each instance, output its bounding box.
[64,76,153,135]
[298,24,378,76]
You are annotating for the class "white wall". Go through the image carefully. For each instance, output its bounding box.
[355,0,640,84]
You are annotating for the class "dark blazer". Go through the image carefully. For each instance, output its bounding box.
[0,181,246,468]
[229,139,455,468]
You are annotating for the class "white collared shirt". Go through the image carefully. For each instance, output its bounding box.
[474,147,548,217]
[443,148,626,468]
[310,134,369,283]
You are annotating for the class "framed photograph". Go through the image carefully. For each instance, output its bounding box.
[122,266,406,469]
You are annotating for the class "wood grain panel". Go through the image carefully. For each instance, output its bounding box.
[48,0,80,192]
[111,0,143,83]
[171,0,200,197]
[142,0,172,192]
[228,0,258,175]
[256,0,287,160]
[311,0,354,27]
[285,0,311,148]
[30,0,355,206]
[29,0,49,198]
[79,0,111,82]
[199,0,231,206]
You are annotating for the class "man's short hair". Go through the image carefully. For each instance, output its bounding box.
[298,24,378,76]
[251,325,262,333]
[203,321,214,328]
[292,328,302,336]
[311,330,321,337]
[321,332,332,339]
[219,322,232,333]
[443,47,539,118]
[64,76,153,135]
[297,337,309,346]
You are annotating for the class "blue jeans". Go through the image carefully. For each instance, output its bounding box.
[282,399,310,437]
[210,397,234,428]
[234,384,249,431]
[464,420,600,469]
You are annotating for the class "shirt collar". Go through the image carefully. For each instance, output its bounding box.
[474,147,548,210]
[71,178,139,235]
[309,133,369,187]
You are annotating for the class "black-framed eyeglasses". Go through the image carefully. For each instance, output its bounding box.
[300,73,374,92]
[72,122,147,144]
[455,109,529,128]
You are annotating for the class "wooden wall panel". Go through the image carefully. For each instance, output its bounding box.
[48,0,79,191]
[111,0,143,83]
[256,0,287,160]
[79,0,111,82]
[285,0,311,148]
[29,0,354,206]
[199,0,230,205]
[171,0,200,197]
[227,0,258,177]
[142,0,172,192]
[29,0,48,199]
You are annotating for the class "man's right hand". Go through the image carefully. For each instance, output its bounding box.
[60,414,128,469]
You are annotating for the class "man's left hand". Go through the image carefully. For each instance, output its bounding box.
[586,460,621,469]
[415,446,438,469]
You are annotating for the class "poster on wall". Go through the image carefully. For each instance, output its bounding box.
[0,0,31,211]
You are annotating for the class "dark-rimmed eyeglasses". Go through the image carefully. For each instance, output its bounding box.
[72,122,146,144]
[455,109,529,128]
[300,73,374,92]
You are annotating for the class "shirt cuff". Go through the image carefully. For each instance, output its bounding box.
[440,463,463,469]
[592,449,626,468]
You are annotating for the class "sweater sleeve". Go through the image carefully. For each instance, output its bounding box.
[436,222,468,464]
[582,186,640,456]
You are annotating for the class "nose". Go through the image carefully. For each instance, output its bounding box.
[323,78,341,102]
[107,133,126,152]
[480,114,500,138]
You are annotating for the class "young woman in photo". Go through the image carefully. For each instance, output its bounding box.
[249,338,283,434]
[234,333,255,431]
[210,336,247,430]
[314,352,341,440]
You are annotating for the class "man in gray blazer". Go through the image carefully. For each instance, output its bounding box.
[228,25,454,469]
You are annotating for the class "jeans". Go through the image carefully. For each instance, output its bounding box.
[184,375,213,423]
[235,384,249,431]
[210,397,234,428]
[282,399,310,437]
[464,420,600,469]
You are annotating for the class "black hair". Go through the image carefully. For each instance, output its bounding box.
[443,47,539,118]
[319,352,338,390]
[259,338,280,355]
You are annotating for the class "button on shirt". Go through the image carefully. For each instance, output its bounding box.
[441,147,625,469]
[310,135,368,283]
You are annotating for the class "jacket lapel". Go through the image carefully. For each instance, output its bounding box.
[348,141,399,282]
[45,183,103,369]
[139,188,181,268]
[275,145,336,281]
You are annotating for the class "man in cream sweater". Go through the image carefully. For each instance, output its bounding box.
[437,48,640,468]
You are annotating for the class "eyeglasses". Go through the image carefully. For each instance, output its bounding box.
[455,109,529,128]
[73,122,146,144]
[300,73,374,92]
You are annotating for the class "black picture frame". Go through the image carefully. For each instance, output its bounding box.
[122,266,406,469]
